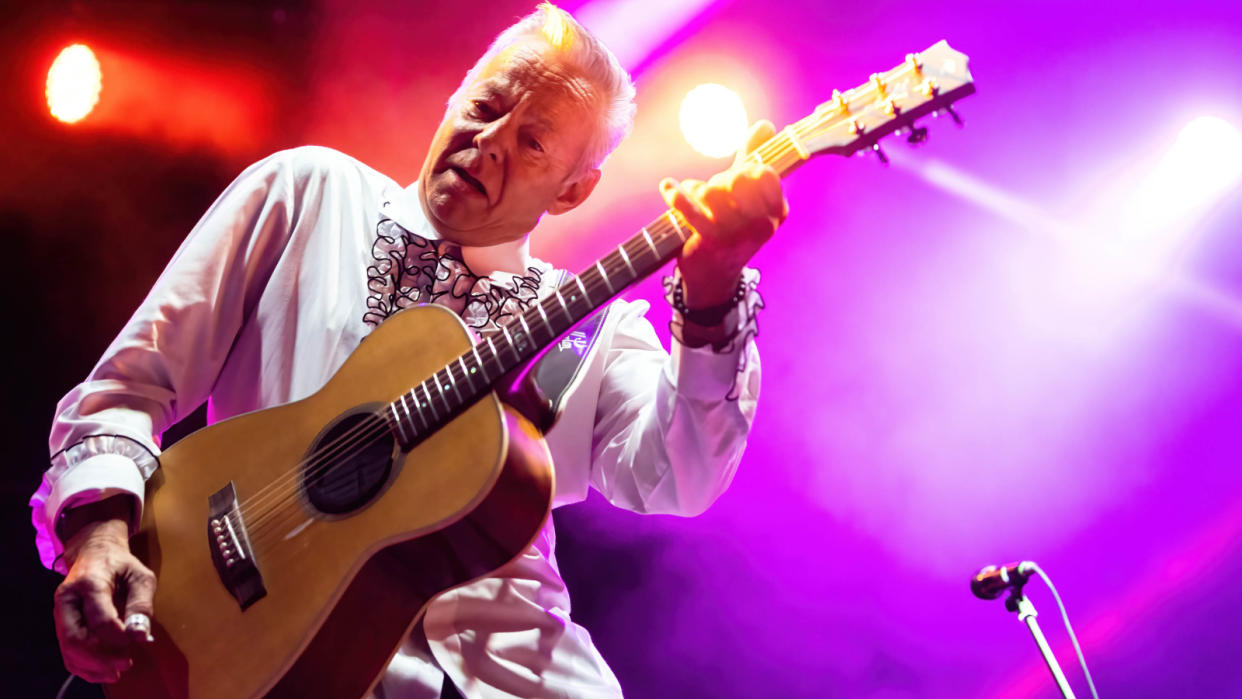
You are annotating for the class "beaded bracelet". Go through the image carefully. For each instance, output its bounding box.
[671,276,748,327]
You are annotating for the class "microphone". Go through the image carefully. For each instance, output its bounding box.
[971,561,1036,600]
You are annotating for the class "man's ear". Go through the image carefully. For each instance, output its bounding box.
[548,167,601,216]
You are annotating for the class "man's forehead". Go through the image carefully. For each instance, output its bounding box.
[475,42,597,112]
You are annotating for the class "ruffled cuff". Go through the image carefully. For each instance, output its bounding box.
[663,267,763,401]
[663,267,763,354]
[31,435,158,573]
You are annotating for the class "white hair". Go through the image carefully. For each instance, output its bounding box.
[449,3,637,176]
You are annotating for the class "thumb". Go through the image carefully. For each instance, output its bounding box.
[120,561,157,643]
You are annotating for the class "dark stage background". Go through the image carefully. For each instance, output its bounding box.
[6,1,1242,697]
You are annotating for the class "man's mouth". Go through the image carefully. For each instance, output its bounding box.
[450,167,487,198]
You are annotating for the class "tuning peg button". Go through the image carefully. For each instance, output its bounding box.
[871,143,889,165]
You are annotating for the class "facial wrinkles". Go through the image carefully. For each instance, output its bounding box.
[420,42,601,244]
[481,51,598,184]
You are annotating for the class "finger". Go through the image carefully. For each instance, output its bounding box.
[659,178,713,234]
[698,178,741,232]
[120,563,157,643]
[54,584,90,645]
[733,120,777,169]
[68,649,132,684]
[55,589,131,683]
[752,164,788,225]
[76,577,127,647]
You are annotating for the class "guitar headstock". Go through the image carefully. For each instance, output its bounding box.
[785,40,975,163]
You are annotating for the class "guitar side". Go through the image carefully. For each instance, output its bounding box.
[107,305,554,699]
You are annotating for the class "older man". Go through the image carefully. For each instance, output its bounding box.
[32,4,786,697]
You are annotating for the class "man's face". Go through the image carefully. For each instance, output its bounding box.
[419,39,602,247]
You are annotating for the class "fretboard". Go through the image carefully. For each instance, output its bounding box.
[386,128,809,447]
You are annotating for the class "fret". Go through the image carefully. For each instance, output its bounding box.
[499,325,524,363]
[388,403,411,444]
[572,275,591,308]
[419,382,439,422]
[403,393,429,431]
[554,288,572,320]
[517,313,539,346]
[432,370,450,413]
[484,335,510,374]
[457,355,476,392]
[665,210,689,243]
[445,364,464,403]
[593,260,615,295]
[640,226,659,258]
[534,300,554,338]
[616,244,636,277]
[471,345,490,383]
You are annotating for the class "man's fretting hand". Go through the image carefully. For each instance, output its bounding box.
[660,119,788,310]
[54,495,156,683]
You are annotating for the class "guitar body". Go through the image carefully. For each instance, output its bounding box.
[93,40,977,699]
[106,305,554,699]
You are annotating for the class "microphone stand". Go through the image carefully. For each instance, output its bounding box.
[1005,586,1076,698]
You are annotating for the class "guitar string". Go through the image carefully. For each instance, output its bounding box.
[232,211,683,536]
[235,128,813,546]
[236,218,683,542]
[231,71,955,549]
[235,131,809,546]
[231,183,699,534]
[236,122,809,533]
[234,128,814,547]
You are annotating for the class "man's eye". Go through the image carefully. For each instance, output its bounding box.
[470,100,494,118]
[528,138,544,153]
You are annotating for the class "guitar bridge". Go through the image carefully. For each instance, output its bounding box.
[208,481,267,610]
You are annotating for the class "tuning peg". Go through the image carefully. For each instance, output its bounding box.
[871,143,889,165]
[906,125,929,146]
[944,105,964,127]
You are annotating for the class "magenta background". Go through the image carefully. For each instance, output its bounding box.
[5,1,1242,696]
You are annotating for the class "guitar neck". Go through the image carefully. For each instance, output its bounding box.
[388,39,976,442]
[390,129,811,438]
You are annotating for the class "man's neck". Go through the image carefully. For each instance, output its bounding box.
[406,184,535,277]
[459,236,534,277]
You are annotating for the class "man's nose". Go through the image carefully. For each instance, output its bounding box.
[474,116,511,163]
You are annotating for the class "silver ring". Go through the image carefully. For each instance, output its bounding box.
[124,612,151,631]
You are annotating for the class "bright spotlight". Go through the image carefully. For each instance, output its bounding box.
[679,83,748,158]
[1121,116,1242,243]
[47,44,102,123]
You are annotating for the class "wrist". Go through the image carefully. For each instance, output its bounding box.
[671,272,747,330]
[678,268,744,309]
[58,495,134,549]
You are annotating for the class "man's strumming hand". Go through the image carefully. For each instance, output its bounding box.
[54,495,156,683]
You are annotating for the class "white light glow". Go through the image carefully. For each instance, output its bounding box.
[1120,116,1242,263]
[679,83,748,158]
[889,114,1242,343]
[46,44,102,123]
[576,0,719,70]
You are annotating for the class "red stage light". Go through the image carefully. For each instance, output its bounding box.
[47,44,102,123]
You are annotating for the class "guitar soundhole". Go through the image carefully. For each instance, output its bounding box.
[302,411,397,515]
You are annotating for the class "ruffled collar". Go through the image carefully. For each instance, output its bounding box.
[364,216,553,335]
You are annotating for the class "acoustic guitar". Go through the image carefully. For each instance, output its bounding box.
[108,41,975,699]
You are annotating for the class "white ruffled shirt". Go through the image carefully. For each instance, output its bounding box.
[30,146,761,698]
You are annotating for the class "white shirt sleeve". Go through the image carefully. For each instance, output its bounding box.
[29,148,307,572]
[587,279,762,517]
